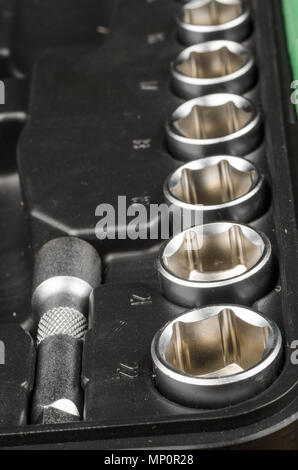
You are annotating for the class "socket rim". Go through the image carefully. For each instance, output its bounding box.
[152,305,282,387]
[164,155,264,215]
[157,222,272,290]
[151,305,282,408]
[171,40,255,97]
[177,0,251,35]
[166,93,260,146]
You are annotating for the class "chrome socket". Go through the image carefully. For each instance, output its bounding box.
[177,0,252,46]
[157,222,273,307]
[165,93,262,161]
[151,305,282,408]
[171,40,256,99]
[164,156,266,223]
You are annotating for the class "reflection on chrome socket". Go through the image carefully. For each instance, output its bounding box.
[171,40,256,99]
[164,156,267,223]
[157,222,273,307]
[177,0,252,45]
[165,93,263,161]
[151,305,282,408]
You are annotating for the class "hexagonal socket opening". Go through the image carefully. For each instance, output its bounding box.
[173,101,252,140]
[170,159,257,205]
[163,225,264,282]
[164,308,270,377]
[176,47,248,79]
[184,0,243,26]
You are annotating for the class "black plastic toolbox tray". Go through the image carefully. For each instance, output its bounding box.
[17,0,261,252]
[0,0,297,449]
[0,324,35,427]
[13,0,113,75]
[0,75,31,326]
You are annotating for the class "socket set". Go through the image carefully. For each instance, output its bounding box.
[0,0,298,449]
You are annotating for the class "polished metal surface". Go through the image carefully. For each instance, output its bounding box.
[174,102,251,139]
[184,0,243,26]
[166,94,262,161]
[32,275,93,320]
[171,40,256,98]
[151,305,282,408]
[164,156,266,223]
[177,46,247,78]
[164,309,268,376]
[170,159,255,204]
[164,225,263,282]
[157,222,273,307]
[177,0,252,45]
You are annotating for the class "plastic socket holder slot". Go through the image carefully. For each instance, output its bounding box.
[165,93,263,160]
[151,305,283,408]
[171,40,256,99]
[177,0,252,45]
[163,155,267,223]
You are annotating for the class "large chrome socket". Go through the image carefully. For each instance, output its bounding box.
[165,93,262,161]
[177,0,252,46]
[157,222,273,307]
[151,305,282,408]
[171,40,256,99]
[164,156,267,223]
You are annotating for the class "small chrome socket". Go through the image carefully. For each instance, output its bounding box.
[165,93,262,161]
[151,305,282,408]
[164,156,267,223]
[171,40,256,99]
[157,222,273,308]
[177,0,252,46]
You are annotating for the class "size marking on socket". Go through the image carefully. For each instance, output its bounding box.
[130,294,153,306]
[132,139,152,150]
[117,362,140,379]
